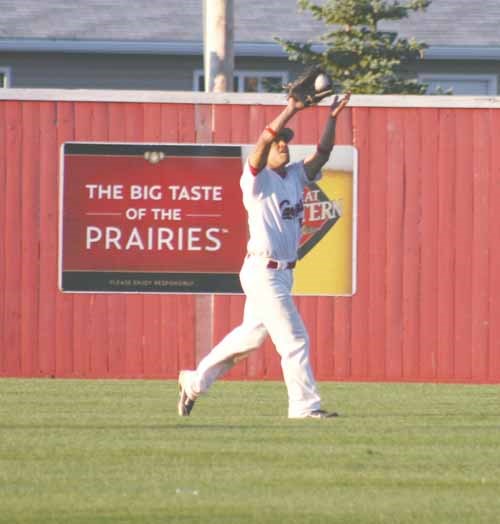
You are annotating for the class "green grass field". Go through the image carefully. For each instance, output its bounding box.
[0,378,498,524]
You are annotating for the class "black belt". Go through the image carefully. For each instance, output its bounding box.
[266,260,296,270]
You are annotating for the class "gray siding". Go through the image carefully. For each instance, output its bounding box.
[0,52,309,91]
[2,51,499,94]
[0,52,202,90]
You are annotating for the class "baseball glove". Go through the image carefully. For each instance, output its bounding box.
[285,66,334,106]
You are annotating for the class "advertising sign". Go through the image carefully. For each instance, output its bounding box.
[293,145,357,296]
[60,143,357,295]
[60,143,247,293]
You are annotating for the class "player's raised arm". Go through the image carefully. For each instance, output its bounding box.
[303,92,351,181]
[248,97,304,172]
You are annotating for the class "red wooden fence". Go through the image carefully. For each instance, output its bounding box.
[1,90,499,383]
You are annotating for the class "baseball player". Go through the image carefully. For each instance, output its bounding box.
[178,89,351,419]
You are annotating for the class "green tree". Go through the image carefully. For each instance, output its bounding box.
[276,0,431,94]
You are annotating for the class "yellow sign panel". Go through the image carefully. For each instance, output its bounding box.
[290,146,358,296]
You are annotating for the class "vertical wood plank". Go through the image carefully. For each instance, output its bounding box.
[195,104,213,143]
[193,293,213,369]
[177,296,197,371]
[212,104,232,143]
[160,103,181,142]
[453,110,473,379]
[368,108,388,379]
[336,106,353,146]
[211,297,231,370]
[212,296,232,347]
[471,110,491,381]
[38,102,59,376]
[142,296,162,378]
[331,299,351,379]
[298,296,319,376]
[3,102,23,375]
[488,109,500,381]
[350,107,370,379]
[263,336,282,380]
[88,295,109,377]
[160,297,179,378]
[437,109,456,379]
[385,109,405,379]
[224,296,247,379]
[177,104,196,143]
[315,298,335,379]
[229,104,251,144]
[0,103,6,373]
[246,315,267,379]
[419,108,440,378]
[19,102,41,377]
[143,103,162,142]
[401,109,422,380]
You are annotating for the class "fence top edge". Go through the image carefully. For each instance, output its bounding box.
[1,88,500,109]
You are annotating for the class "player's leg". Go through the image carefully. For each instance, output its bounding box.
[194,300,267,393]
[178,296,267,403]
[244,266,321,418]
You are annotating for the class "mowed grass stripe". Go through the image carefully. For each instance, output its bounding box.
[0,379,498,524]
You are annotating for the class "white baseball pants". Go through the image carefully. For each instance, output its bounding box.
[184,255,321,418]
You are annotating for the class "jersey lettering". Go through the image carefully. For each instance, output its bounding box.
[280,199,304,220]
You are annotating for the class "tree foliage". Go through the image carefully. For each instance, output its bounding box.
[276,0,431,94]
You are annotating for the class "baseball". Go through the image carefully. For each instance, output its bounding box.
[314,73,331,92]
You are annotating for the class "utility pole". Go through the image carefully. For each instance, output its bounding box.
[203,0,234,92]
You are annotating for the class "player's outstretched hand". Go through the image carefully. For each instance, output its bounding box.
[330,92,351,118]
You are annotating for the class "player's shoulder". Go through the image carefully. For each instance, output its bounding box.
[286,160,304,171]
[242,159,263,179]
[240,160,270,193]
[286,160,307,178]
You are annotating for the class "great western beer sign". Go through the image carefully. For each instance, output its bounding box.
[59,143,357,295]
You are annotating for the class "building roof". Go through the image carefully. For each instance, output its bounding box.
[1,0,499,58]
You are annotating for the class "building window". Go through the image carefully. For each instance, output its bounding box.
[195,72,240,92]
[0,67,11,87]
[194,70,288,93]
[420,74,498,96]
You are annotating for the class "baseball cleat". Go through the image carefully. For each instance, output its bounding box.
[291,409,339,419]
[306,409,339,418]
[177,370,197,417]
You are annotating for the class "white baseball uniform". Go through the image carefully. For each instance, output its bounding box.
[182,159,322,418]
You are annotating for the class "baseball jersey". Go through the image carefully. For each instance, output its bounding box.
[240,160,322,262]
